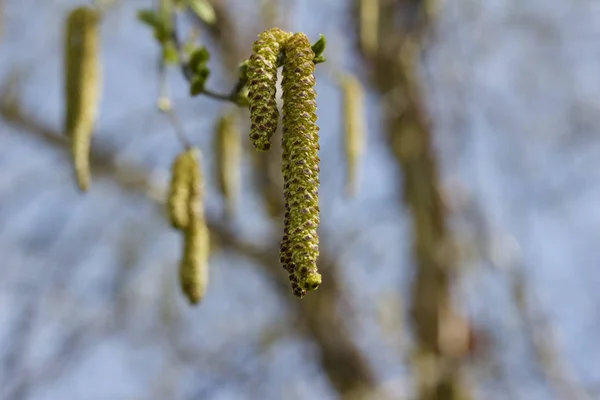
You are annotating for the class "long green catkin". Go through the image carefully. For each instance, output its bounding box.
[179,213,210,305]
[167,148,202,230]
[280,33,321,297]
[170,148,209,304]
[339,73,365,197]
[247,28,292,151]
[214,110,241,218]
[64,6,101,192]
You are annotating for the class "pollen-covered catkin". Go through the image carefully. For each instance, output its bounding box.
[247,28,292,151]
[179,214,210,304]
[339,73,365,197]
[280,33,321,296]
[214,110,241,218]
[167,148,202,230]
[64,6,101,192]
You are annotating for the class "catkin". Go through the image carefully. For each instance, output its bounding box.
[64,6,101,192]
[179,214,210,304]
[214,110,241,218]
[280,33,321,296]
[169,148,209,304]
[339,73,365,197]
[167,148,202,230]
[247,28,292,151]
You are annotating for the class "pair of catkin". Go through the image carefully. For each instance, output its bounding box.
[64,6,101,192]
[247,29,321,298]
[168,148,210,305]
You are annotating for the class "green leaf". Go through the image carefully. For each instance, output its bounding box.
[188,46,211,73]
[138,9,170,43]
[189,67,211,96]
[137,9,161,30]
[311,34,326,57]
[238,59,249,81]
[187,0,216,25]
[313,55,327,64]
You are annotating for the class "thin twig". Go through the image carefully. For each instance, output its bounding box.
[157,55,191,149]
[171,10,246,106]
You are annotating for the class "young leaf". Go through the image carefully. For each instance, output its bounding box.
[311,34,326,57]
[187,0,216,25]
[137,9,161,30]
[188,46,210,73]
[189,67,210,96]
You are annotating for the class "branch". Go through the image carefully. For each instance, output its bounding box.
[0,89,377,399]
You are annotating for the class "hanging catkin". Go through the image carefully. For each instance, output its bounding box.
[247,27,292,151]
[64,6,101,192]
[167,148,202,230]
[280,33,321,297]
[214,110,241,218]
[169,148,209,304]
[339,73,365,197]
[179,212,210,304]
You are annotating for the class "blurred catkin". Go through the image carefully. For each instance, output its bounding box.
[64,6,101,192]
[168,148,210,304]
[167,148,202,230]
[280,33,321,297]
[179,213,210,304]
[247,27,292,151]
[359,0,379,55]
[339,73,365,197]
[214,110,241,218]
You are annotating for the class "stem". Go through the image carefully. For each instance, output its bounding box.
[171,10,246,107]
[157,1,191,150]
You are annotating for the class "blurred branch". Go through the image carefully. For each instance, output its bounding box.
[189,0,244,74]
[0,82,377,399]
[511,269,593,400]
[355,1,471,399]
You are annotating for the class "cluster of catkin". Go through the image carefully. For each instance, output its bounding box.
[247,28,322,298]
[167,148,210,305]
[64,6,101,192]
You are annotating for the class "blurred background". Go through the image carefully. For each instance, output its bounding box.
[2,0,600,399]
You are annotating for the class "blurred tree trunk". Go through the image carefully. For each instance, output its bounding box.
[355,1,471,398]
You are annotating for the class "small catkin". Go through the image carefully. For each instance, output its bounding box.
[280,33,321,297]
[339,73,365,197]
[247,27,292,151]
[64,6,101,192]
[214,110,241,218]
[179,214,210,304]
[167,148,202,230]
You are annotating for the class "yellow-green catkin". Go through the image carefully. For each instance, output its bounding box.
[169,148,209,304]
[339,73,365,197]
[280,33,321,297]
[64,6,101,192]
[167,148,202,230]
[359,0,379,55]
[247,27,292,151]
[214,110,241,218]
[179,213,210,304]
